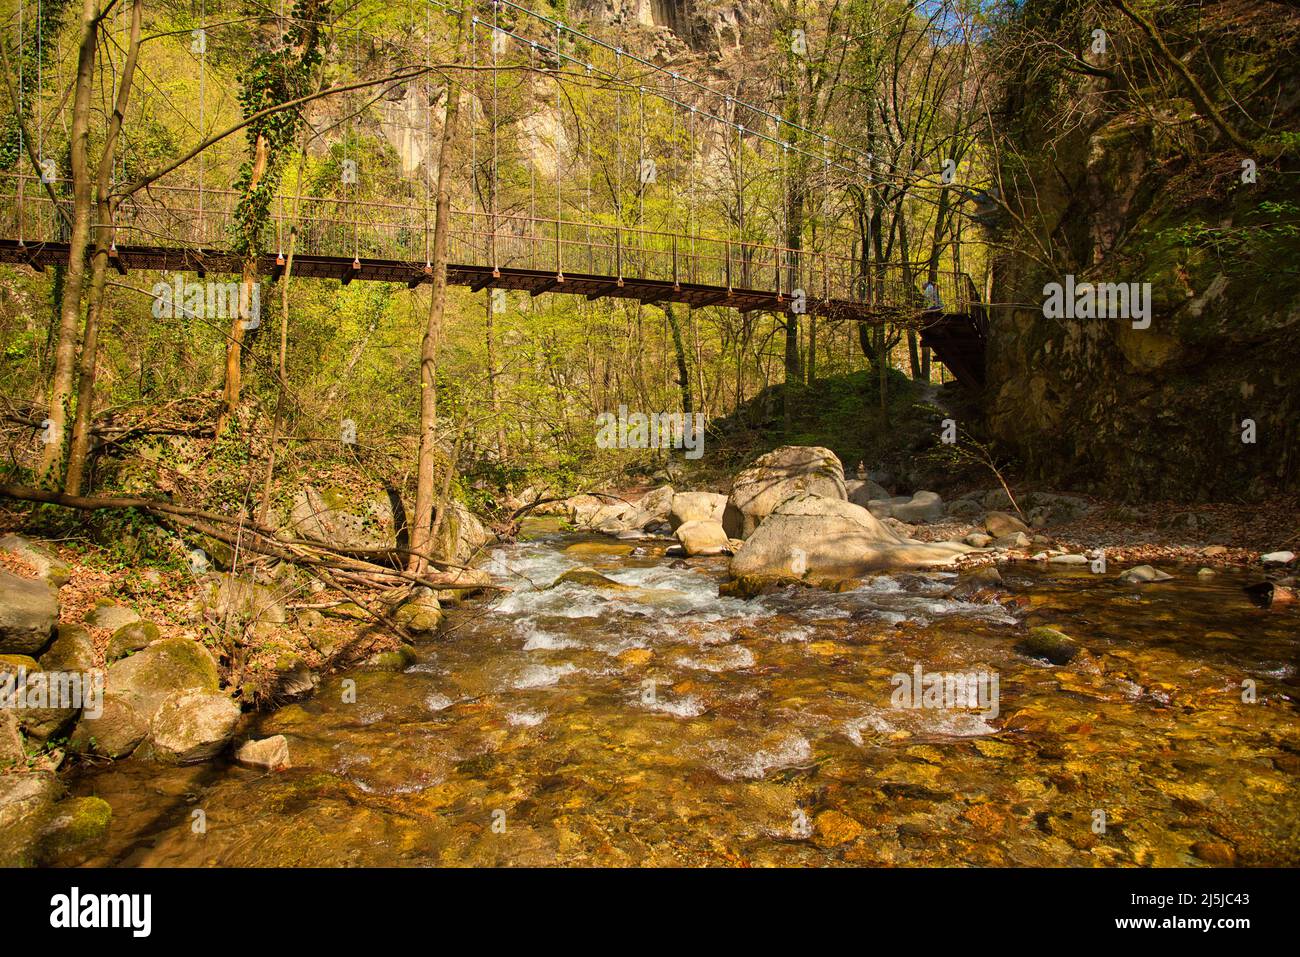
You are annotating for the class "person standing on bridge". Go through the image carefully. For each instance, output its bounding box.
[922,280,943,313]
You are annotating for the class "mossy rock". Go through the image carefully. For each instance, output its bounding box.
[719,574,802,599]
[67,692,149,759]
[322,602,369,621]
[1016,626,1079,665]
[105,638,220,721]
[549,567,634,590]
[393,590,443,636]
[0,772,63,866]
[148,690,241,764]
[0,711,25,768]
[0,535,71,588]
[105,620,161,663]
[193,534,235,571]
[39,624,96,674]
[34,796,112,866]
[83,602,141,632]
[0,654,40,676]
[359,644,419,672]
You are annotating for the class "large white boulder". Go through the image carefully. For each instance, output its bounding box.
[729,493,971,586]
[724,446,847,539]
[669,491,728,530]
[631,485,675,526]
[675,520,731,557]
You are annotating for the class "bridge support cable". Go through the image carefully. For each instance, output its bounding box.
[490,0,499,277]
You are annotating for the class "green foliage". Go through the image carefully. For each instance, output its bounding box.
[0,0,73,170]
[231,0,327,257]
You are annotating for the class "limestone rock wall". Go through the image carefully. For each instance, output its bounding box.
[984,1,1299,501]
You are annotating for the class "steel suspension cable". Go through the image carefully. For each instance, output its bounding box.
[554,22,563,279]
[490,0,499,274]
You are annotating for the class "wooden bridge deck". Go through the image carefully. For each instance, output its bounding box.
[0,175,987,385]
[0,238,929,322]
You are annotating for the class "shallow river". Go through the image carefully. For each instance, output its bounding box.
[73,519,1300,866]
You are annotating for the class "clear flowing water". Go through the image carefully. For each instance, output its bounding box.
[72,519,1300,866]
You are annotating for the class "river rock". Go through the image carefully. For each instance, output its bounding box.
[235,734,291,771]
[393,588,443,635]
[0,655,38,679]
[263,653,317,700]
[68,692,149,758]
[33,796,112,866]
[434,567,492,601]
[631,485,675,526]
[288,484,398,551]
[965,532,993,547]
[866,491,944,524]
[1016,626,1079,665]
[39,624,96,674]
[0,570,58,656]
[14,664,83,744]
[0,772,62,866]
[992,532,1032,549]
[1119,565,1173,584]
[565,494,604,525]
[983,510,1031,537]
[105,620,160,663]
[149,690,241,764]
[1191,841,1237,866]
[105,638,221,722]
[0,711,24,768]
[0,535,70,588]
[432,501,494,563]
[565,541,636,557]
[845,479,891,507]
[729,493,971,589]
[83,601,141,632]
[949,566,1004,601]
[723,446,847,538]
[194,575,286,633]
[1261,551,1295,565]
[945,497,985,520]
[669,491,728,530]
[1047,554,1089,565]
[578,500,637,533]
[1243,581,1294,609]
[675,520,731,557]
[551,567,634,590]
[360,643,419,672]
[513,484,566,515]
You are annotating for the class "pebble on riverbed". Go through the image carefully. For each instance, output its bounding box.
[235,735,291,771]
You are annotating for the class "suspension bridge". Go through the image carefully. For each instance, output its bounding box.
[0,1,989,387]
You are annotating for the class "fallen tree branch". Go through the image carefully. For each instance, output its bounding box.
[0,483,500,592]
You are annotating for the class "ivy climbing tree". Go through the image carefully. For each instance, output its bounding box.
[217,0,326,435]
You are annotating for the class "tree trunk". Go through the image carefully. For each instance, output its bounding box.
[38,0,100,483]
[216,133,270,436]
[65,0,143,496]
[662,304,693,413]
[410,6,471,574]
[485,290,506,460]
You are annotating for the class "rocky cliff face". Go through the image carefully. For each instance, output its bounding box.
[985,0,1299,502]
[573,0,756,53]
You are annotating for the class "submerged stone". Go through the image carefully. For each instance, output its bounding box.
[1016,626,1080,665]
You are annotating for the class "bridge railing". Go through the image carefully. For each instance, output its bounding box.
[0,173,973,316]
